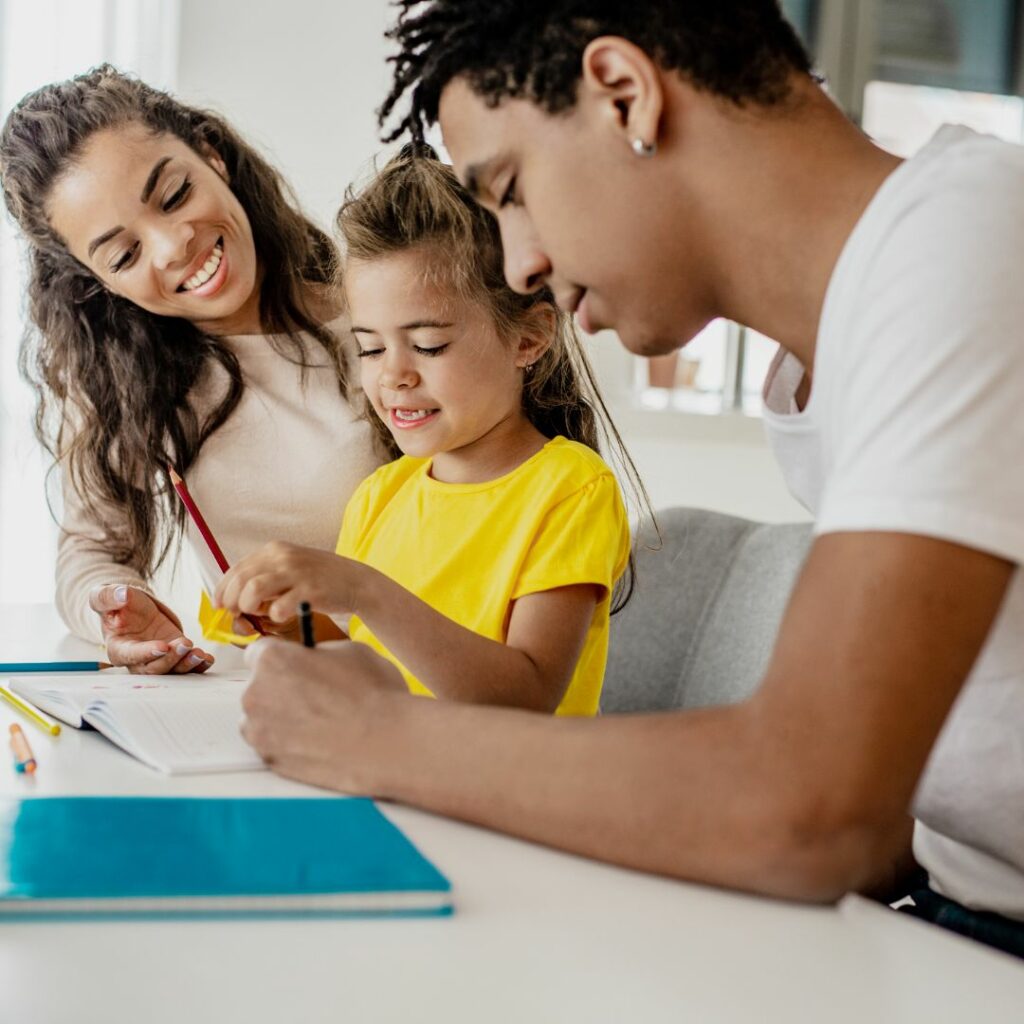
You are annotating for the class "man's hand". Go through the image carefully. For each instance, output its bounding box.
[89,584,214,674]
[241,639,406,791]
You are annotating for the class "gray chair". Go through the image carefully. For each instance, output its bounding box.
[603,508,812,713]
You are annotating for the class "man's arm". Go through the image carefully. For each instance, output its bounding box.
[242,532,1012,902]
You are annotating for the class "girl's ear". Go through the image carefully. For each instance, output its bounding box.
[514,304,557,369]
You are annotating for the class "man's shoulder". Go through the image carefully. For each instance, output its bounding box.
[883,127,1024,242]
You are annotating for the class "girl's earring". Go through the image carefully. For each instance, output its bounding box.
[631,137,657,158]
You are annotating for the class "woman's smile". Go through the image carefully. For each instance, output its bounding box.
[177,237,226,294]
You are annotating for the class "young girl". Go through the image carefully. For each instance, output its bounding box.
[216,147,639,715]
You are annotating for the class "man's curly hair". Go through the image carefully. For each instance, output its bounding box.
[380,0,813,143]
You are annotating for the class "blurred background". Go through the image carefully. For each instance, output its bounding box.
[2,0,1023,604]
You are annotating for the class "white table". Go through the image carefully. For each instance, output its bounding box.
[1,604,1022,1023]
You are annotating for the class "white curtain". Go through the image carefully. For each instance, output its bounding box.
[0,0,180,601]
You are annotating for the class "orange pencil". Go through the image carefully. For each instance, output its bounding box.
[9,723,37,774]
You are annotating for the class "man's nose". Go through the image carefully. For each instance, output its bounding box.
[501,215,551,295]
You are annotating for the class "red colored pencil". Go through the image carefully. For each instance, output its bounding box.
[167,466,265,635]
[168,466,230,572]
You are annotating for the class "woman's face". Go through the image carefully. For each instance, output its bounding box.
[47,122,261,335]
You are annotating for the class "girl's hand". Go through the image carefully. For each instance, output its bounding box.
[89,584,214,675]
[214,542,363,623]
[233,609,348,645]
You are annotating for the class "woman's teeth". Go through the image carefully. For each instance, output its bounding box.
[181,242,223,292]
[393,409,434,421]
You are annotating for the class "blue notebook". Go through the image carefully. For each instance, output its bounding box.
[0,797,452,919]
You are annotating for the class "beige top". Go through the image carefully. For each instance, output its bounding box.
[55,321,382,642]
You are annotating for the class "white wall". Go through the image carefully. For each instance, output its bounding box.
[176,0,393,230]
[176,0,807,526]
[0,0,181,602]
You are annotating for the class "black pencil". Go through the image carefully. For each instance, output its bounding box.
[299,601,315,648]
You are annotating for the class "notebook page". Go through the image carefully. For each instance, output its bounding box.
[84,692,265,774]
[9,671,249,730]
[6,677,86,727]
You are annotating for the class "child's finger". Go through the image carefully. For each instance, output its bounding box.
[269,589,306,623]
[214,568,244,612]
[237,572,290,616]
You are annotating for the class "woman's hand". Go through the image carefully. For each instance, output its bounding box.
[214,542,366,623]
[241,639,406,792]
[89,584,214,674]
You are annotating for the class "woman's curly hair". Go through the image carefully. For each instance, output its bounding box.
[0,65,346,579]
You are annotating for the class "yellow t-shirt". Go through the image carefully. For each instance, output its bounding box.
[336,436,630,716]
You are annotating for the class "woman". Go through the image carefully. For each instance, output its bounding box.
[0,65,382,672]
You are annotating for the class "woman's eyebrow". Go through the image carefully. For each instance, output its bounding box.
[88,225,124,258]
[140,156,173,202]
[87,156,175,258]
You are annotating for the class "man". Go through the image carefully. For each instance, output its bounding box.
[240,1,1024,955]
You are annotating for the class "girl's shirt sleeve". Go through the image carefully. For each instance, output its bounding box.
[335,474,376,558]
[511,472,630,602]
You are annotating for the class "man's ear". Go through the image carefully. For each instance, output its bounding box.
[515,304,557,368]
[199,142,230,183]
[579,36,664,151]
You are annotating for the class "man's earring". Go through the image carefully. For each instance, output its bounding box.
[631,138,657,158]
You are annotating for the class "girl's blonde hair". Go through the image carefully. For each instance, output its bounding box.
[336,144,652,611]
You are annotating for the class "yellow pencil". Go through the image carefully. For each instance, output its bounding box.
[0,684,61,736]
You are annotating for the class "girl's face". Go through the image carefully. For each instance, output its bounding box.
[346,250,543,478]
[47,122,261,336]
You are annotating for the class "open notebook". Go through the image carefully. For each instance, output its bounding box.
[6,673,263,775]
[0,796,453,918]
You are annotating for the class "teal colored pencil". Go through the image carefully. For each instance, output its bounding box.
[0,661,113,673]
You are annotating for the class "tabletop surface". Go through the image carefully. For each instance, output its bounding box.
[1,603,1023,1024]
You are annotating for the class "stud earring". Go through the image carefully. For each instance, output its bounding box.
[631,137,657,158]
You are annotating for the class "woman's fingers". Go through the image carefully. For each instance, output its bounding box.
[88,583,132,615]
[106,635,214,675]
[105,636,171,667]
[169,643,215,674]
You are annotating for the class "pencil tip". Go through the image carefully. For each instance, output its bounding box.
[168,466,182,484]
[98,662,114,670]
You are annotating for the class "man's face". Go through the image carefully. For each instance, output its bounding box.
[439,77,715,356]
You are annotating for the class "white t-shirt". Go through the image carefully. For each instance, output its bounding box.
[762,125,1024,919]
